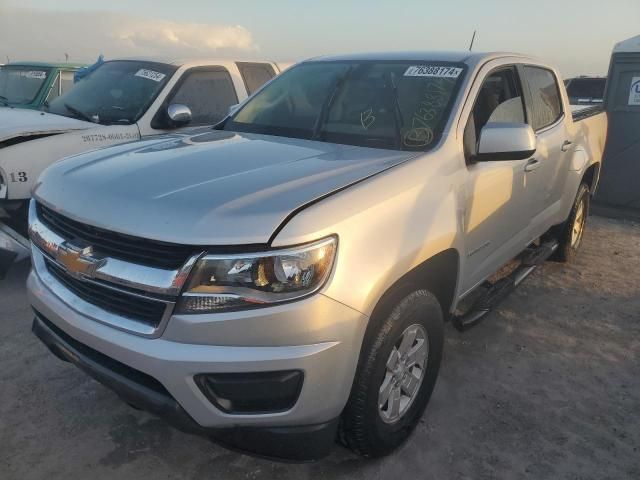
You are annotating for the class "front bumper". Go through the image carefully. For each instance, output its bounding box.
[32,313,339,461]
[27,262,368,460]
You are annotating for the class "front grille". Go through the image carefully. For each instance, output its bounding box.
[37,202,198,270]
[45,259,168,328]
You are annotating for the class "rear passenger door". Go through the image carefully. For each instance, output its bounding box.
[520,65,570,230]
[236,62,277,96]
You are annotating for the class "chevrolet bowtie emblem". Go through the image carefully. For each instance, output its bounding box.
[55,241,106,280]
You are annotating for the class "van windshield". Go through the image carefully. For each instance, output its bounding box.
[0,66,51,105]
[224,61,466,151]
[46,60,176,125]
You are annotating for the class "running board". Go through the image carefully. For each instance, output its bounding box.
[451,241,558,332]
[0,221,30,280]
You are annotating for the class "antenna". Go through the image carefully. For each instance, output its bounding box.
[469,30,477,51]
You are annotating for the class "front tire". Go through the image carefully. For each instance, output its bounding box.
[338,288,444,457]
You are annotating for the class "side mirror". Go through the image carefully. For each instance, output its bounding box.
[476,122,536,161]
[228,104,239,116]
[167,103,192,127]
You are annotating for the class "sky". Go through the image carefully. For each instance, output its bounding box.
[1,0,638,78]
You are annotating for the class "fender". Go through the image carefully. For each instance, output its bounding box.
[271,149,464,317]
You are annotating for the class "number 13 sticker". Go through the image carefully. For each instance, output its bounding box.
[10,172,28,182]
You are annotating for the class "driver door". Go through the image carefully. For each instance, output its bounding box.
[460,65,537,293]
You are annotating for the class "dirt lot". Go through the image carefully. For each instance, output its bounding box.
[1,215,638,480]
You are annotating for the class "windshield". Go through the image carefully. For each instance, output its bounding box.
[46,61,176,125]
[224,61,466,151]
[0,66,51,105]
[566,78,606,103]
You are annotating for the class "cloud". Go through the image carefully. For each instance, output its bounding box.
[0,3,258,63]
[115,20,255,53]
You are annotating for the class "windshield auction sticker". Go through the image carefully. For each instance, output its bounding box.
[404,66,462,78]
[22,71,47,79]
[134,69,166,82]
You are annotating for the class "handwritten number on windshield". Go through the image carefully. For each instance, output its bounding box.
[403,79,452,148]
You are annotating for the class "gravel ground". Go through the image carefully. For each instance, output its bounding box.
[1,215,638,480]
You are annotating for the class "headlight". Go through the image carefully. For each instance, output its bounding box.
[176,236,337,314]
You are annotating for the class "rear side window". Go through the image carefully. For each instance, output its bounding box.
[170,68,238,125]
[237,62,276,95]
[524,66,563,130]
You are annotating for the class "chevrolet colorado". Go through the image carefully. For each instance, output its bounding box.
[27,51,607,461]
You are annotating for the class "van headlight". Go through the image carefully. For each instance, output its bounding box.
[175,236,337,313]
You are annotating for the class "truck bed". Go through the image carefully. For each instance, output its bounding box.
[570,106,607,194]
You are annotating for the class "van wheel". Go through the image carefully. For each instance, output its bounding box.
[553,183,590,263]
[338,288,443,457]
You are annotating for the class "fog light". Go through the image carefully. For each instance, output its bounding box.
[194,370,303,414]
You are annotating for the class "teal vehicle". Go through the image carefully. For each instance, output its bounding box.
[0,62,85,110]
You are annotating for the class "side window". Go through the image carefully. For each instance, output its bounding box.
[169,68,238,125]
[45,73,61,104]
[524,66,563,130]
[236,62,276,95]
[60,71,75,95]
[464,68,526,160]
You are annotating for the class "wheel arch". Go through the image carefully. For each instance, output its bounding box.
[370,248,460,323]
[582,162,601,194]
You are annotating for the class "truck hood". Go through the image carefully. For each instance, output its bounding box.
[0,107,94,143]
[34,130,416,245]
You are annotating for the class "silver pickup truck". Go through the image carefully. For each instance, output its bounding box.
[27,51,607,461]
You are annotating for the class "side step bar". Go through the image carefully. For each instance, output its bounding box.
[0,221,30,280]
[451,241,558,332]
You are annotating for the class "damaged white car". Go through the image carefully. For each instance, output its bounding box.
[0,58,287,224]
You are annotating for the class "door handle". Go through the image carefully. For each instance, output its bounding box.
[524,158,541,172]
[561,140,573,152]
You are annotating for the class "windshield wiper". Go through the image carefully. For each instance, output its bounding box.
[385,72,405,150]
[64,103,94,123]
[311,66,354,140]
[0,95,9,106]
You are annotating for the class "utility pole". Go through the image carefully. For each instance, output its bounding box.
[469,30,477,51]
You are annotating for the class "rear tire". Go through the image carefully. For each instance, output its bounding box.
[338,288,444,457]
[553,182,590,263]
